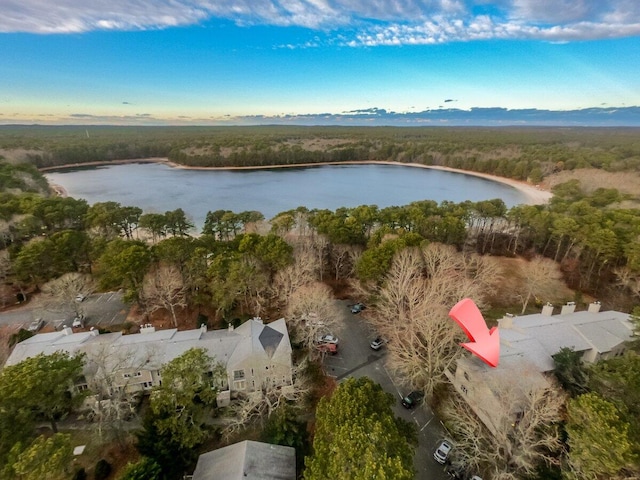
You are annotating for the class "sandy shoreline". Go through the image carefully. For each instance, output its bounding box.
[44,157,552,205]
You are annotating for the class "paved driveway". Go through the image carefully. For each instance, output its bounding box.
[0,291,130,331]
[324,300,451,480]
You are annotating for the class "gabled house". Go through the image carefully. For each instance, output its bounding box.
[446,302,634,435]
[191,440,296,480]
[5,318,293,403]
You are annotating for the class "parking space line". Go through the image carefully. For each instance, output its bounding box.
[420,417,433,432]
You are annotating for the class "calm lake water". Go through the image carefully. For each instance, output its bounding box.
[45,162,528,229]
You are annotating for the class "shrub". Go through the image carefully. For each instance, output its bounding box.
[72,468,87,480]
[94,459,112,480]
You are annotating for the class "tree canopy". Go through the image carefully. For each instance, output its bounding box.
[304,377,415,480]
[0,352,86,434]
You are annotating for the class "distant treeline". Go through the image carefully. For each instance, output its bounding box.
[1,125,639,184]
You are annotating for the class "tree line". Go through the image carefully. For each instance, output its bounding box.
[2,125,640,186]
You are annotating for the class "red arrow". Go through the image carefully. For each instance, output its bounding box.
[449,298,500,367]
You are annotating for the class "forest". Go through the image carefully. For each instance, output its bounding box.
[0,128,639,480]
[2,125,640,187]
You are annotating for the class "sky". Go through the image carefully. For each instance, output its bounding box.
[1,0,640,126]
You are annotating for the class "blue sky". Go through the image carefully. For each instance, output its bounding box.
[1,0,639,125]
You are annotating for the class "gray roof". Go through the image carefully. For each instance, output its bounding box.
[499,309,633,372]
[5,319,291,375]
[458,309,634,380]
[192,440,296,480]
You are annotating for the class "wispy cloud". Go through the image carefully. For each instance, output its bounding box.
[1,0,639,43]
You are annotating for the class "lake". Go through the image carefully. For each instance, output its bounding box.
[45,162,530,229]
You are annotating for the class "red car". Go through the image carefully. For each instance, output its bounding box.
[316,342,338,354]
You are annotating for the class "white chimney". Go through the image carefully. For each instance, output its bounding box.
[561,302,577,315]
[62,326,73,336]
[252,316,263,324]
[200,323,207,333]
[140,324,156,334]
[541,303,554,316]
[588,301,601,313]
[498,313,514,329]
[227,323,234,332]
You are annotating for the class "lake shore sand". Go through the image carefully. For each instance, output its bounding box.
[43,157,552,205]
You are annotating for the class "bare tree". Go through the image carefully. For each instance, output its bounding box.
[330,243,362,281]
[38,272,95,318]
[514,256,564,314]
[140,264,187,327]
[271,245,321,305]
[0,250,11,308]
[285,282,342,354]
[221,360,312,439]
[365,244,502,397]
[443,369,566,480]
[614,266,640,301]
[80,342,162,447]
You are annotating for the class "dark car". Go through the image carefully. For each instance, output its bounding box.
[351,303,366,314]
[401,390,424,409]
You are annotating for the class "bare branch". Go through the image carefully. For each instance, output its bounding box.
[140,264,187,327]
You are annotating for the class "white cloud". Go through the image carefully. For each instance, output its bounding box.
[0,0,639,44]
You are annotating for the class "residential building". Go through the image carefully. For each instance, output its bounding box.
[5,318,293,403]
[446,302,634,435]
[191,440,296,480]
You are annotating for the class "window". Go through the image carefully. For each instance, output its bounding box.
[233,380,246,390]
[123,373,131,378]
[233,369,245,380]
[461,385,468,395]
[464,372,470,382]
[143,382,153,389]
[133,371,142,377]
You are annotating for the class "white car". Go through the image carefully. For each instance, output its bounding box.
[27,318,45,332]
[72,315,85,328]
[316,334,339,345]
[434,440,453,464]
[370,336,387,350]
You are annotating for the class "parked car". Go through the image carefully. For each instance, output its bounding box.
[370,336,387,350]
[445,465,464,480]
[72,315,85,328]
[316,342,338,355]
[434,439,453,464]
[401,390,424,409]
[316,333,339,345]
[350,303,366,314]
[27,318,45,332]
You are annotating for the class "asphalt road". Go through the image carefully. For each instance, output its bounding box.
[0,291,130,331]
[324,300,451,480]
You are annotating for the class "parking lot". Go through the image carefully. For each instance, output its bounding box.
[325,300,451,480]
[0,291,130,332]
